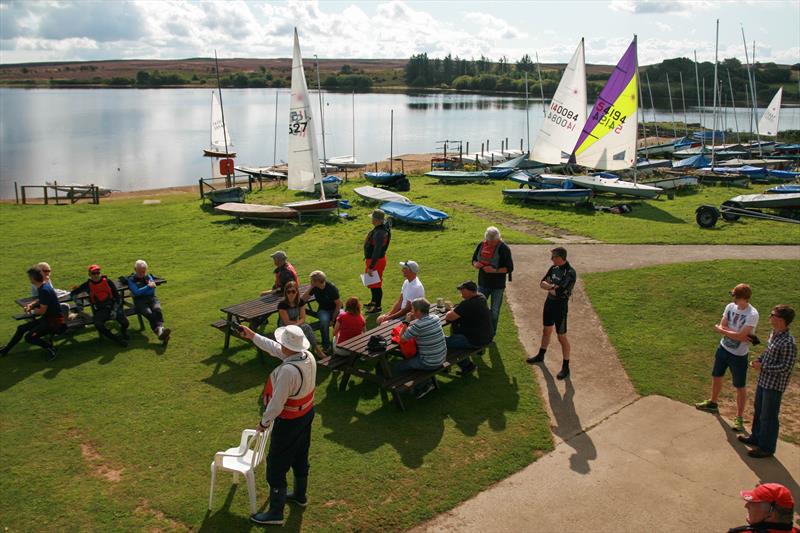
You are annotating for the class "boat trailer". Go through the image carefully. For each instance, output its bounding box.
[695,201,800,228]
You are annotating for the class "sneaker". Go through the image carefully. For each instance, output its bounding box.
[457,361,477,376]
[116,337,129,348]
[747,448,773,459]
[526,354,544,364]
[556,367,570,380]
[694,399,719,413]
[737,435,758,446]
[158,328,171,341]
[363,302,376,312]
[414,381,436,399]
[731,416,745,432]
[367,306,382,314]
[45,347,57,362]
[250,511,284,526]
[156,326,164,338]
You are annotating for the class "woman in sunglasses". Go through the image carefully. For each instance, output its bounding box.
[278,281,323,358]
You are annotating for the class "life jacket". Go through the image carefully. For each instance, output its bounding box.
[364,224,391,259]
[261,355,315,419]
[478,240,501,269]
[274,262,299,291]
[88,276,115,306]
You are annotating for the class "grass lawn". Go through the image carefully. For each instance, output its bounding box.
[0,181,550,532]
[583,260,800,443]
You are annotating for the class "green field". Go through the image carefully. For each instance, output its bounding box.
[0,174,796,531]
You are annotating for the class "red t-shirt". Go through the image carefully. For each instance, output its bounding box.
[336,311,365,343]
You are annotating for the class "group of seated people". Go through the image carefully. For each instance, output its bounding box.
[266,251,494,398]
[0,260,170,361]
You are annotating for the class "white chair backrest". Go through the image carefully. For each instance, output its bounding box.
[250,428,269,468]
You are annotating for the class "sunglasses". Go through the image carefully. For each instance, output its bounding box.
[90,271,100,275]
[42,269,52,273]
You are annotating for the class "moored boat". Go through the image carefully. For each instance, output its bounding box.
[502,188,592,203]
[570,175,663,199]
[214,202,298,220]
[353,186,411,204]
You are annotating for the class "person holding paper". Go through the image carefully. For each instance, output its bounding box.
[363,209,391,314]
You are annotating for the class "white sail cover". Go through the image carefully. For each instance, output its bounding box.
[210,91,233,153]
[532,39,586,164]
[287,28,322,192]
[757,87,782,137]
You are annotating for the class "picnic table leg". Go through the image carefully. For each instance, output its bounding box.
[223,313,233,351]
[377,355,406,411]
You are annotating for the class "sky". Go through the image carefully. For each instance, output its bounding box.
[0,0,798,66]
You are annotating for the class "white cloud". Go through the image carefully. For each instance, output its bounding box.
[609,0,714,15]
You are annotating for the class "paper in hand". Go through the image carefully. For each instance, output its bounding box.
[361,271,380,286]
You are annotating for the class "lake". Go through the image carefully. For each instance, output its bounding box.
[1,88,798,199]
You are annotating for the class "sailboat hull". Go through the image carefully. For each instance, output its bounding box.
[282,199,339,214]
[203,149,237,158]
[571,175,663,198]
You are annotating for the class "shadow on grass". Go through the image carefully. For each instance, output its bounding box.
[200,484,307,533]
[715,415,800,500]
[540,363,597,474]
[201,345,278,395]
[621,202,686,224]
[226,223,310,266]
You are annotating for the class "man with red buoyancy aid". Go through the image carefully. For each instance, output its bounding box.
[363,209,391,314]
[241,324,317,527]
[71,264,129,346]
[262,251,299,296]
[471,226,513,334]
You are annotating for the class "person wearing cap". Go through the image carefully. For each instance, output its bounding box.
[695,283,759,433]
[729,483,798,533]
[395,298,447,399]
[472,226,513,334]
[376,260,425,325]
[738,304,796,458]
[1,266,65,361]
[300,271,341,354]
[526,247,576,380]
[126,259,171,345]
[261,251,299,297]
[444,281,494,375]
[363,209,391,314]
[71,264,129,347]
[239,324,317,527]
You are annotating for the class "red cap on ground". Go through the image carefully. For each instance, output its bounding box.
[740,483,795,508]
[88,264,101,273]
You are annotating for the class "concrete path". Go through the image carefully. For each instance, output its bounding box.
[415,245,799,532]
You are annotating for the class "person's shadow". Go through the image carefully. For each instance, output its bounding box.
[199,484,306,533]
[540,364,597,474]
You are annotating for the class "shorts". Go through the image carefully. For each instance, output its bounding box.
[711,345,748,388]
[364,257,387,288]
[543,298,568,335]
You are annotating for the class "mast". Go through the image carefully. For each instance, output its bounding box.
[694,50,705,147]
[666,73,676,137]
[214,50,231,184]
[535,52,546,117]
[525,71,530,153]
[389,109,394,174]
[637,59,649,160]
[314,55,328,181]
[645,71,659,138]
[745,82,752,133]
[679,71,689,135]
[711,18,719,167]
[352,90,356,162]
[633,35,639,184]
[727,70,740,144]
[273,91,278,167]
[741,25,762,156]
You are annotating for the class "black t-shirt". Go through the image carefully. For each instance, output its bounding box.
[38,284,63,318]
[542,262,577,301]
[452,294,494,346]
[310,282,340,311]
[472,241,514,289]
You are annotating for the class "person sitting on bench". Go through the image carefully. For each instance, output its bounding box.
[300,271,341,354]
[29,262,70,299]
[278,281,323,358]
[394,298,446,399]
[445,280,494,376]
[126,259,170,345]
[72,264,129,347]
[1,266,66,361]
[377,260,425,325]
[333,297,366,355]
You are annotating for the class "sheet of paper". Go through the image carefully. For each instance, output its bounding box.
[360,271,380,286]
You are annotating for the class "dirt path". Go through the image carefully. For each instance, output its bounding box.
[414,244,799,532]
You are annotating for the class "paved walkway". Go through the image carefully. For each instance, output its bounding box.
[414,245,799,532]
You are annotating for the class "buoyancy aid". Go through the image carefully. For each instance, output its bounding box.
[364,224,391,259]
[274,262,299,291]
[261,353,316,419]
[88,276,115,306]
[477,240,500,268]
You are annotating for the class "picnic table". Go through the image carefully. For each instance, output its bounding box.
[212,284,316,350]
[318,307,480,411]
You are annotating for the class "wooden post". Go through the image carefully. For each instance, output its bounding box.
[505,136,509,152]
[481,142,484,157]
[520,138,523,151]
[43,184,48,205]
[14,181,19,204]
[21,186,26,205]
[53,181,59,205]
[198,178,204,200]
[465,141,469,155]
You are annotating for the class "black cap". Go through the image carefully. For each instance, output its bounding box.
[457,280,478,292]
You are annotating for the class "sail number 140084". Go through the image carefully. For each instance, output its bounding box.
[547,103,579,131]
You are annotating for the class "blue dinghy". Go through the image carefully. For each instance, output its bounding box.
[380,201,449,226]
[766,184,800,194]
[365,171,406,186]
[502,188,592,203]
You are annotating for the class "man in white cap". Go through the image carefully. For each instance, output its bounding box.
[377,260,425,325]
[240,324,317,526]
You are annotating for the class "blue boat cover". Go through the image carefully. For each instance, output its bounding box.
[365,172,405,184]
[380,201,448,224]
[768,169,800,179]
[692,131,725,141]
[485,168,515,179]
[702,166,768,178]
[593,172,620,180]
[673,154,711,169]
[766,184,800,194]
[322,175,342,184]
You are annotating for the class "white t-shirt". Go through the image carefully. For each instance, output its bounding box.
[719,302,759,356]
[401,277,425,309]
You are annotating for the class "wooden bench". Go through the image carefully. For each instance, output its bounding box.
[384,348,480,395]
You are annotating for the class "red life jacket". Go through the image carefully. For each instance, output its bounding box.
[274,262,299,291]
[89,276,114,305]
[261,361,314,419]
[478,240,500,268]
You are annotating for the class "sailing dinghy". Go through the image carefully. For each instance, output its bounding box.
[353,186,411,204]
[203,91,236,158]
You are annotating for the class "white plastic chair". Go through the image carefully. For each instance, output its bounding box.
[208,428,270,514]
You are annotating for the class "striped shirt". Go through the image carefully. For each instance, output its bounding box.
[402,314,446,367]
[756,329,797,392]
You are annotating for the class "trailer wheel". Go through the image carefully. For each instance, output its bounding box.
[696,205,719,228]
[721,201,741,221]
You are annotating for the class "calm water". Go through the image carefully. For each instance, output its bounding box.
[1,88,798,199]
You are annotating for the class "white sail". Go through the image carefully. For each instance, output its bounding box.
[532,39,587,164]
[287,28,322,192]
[757,87,782,137]
[210,91,233,153]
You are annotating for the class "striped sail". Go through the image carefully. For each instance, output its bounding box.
[571,38,638,170]
[758,87,782,137]
[287,28,322,192]
[532,39,586,164]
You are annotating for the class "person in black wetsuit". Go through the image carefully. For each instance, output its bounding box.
[363,209,391,314]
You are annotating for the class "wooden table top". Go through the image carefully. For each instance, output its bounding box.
[221,284,314,321]
[336,308,447,359]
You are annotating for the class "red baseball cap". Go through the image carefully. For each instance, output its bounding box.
[740,483,795,508]
[88,264,101,273]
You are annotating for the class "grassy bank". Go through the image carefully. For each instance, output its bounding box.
[584,260,800,443]
[0,187,549,532]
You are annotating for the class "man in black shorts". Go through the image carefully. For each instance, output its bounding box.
[526,247,576,380]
